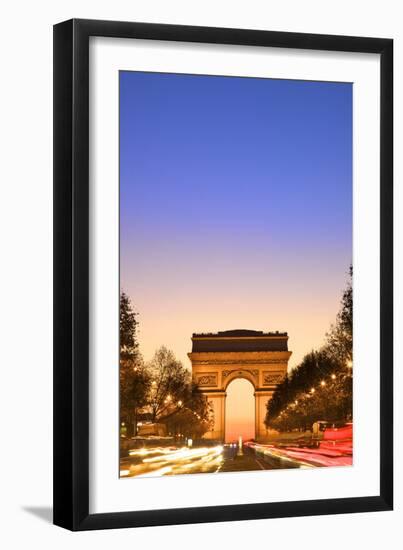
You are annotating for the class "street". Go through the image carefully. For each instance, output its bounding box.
[120,437,351,478]
[120,443,275,477]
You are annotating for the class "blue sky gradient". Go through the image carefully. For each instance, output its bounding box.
[120,71,352,369]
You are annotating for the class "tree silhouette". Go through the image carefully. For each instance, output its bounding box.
[147,346,191,422]
[119,291,150,436]
[265,267,353,431]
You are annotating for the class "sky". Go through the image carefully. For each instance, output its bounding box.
[120,71,352,376]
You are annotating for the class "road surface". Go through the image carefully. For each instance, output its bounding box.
[119,442,323,478]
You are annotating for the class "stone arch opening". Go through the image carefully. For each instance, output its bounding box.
[222,369,257,392]
[225,377,255,443]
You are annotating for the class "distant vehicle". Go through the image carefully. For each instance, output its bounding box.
[312,421,353,440]
[323,423,352,441]
[137,423,167,437]
[312,420,329,438]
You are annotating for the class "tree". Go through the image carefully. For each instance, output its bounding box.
[145,347,213,438]
[265,267,353,431]
[161,382,214,440]
[265,350,338,429]
[147,346,190,422]
[120,363,151,437]
[119,291,149,436]
[325,265,352,363]
[120,291,139,362]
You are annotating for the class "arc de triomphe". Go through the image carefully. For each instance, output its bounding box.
[188,330,292,441]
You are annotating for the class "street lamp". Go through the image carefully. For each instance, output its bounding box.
[320,380,326,387]
[310,387,315,394]
[331,373,336,380]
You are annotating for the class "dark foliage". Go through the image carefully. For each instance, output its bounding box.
[120,291,149,436]
[265,266,353,431]
[119,292,212,438]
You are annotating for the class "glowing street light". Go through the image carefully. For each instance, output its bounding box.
[310,387,315,394]
[320,380,326,387]
[331,373,336,380]
[346,360,353,369]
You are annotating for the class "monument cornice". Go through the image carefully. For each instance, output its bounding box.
[192,335,288,341]
[188,350,291,364]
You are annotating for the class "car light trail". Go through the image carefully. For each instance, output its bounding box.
[142,446,223,464]
[122,445,224,477]
[128,446,177,457]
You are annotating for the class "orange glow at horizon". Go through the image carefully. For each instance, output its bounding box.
[124,255,347,372]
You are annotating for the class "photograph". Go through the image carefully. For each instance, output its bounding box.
[0,0,395,541]
[119,70,353,478]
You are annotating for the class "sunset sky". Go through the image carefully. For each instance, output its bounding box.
[120,71,352,379]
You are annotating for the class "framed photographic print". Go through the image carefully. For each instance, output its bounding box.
[53,19,393,530]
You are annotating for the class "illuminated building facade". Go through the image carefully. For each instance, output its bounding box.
[189,330,292,441]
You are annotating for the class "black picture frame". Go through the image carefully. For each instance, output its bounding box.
[53,18,393,531]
